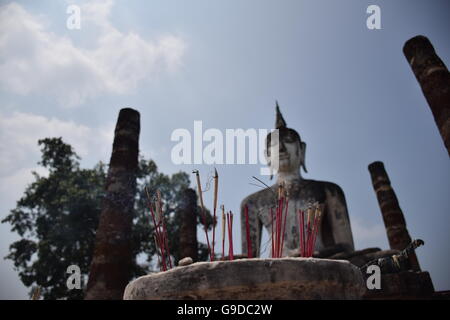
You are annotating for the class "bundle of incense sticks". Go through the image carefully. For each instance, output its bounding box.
[270,185,289,258]
[298,203,323,257]
[145,188,172,271]
[192,170,212,261]
[226,211,234,260]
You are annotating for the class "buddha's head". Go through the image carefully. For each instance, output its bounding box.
[265,102,307,176]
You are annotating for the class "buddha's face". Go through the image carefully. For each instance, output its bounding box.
[266,129,306,174]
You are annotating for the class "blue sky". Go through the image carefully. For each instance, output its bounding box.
[0,0,449,299]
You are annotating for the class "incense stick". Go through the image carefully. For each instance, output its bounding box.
[145,187,174,271]
[153,235,162,271]
[230,212,234,260]
[280,197,289,257]
[251,176,276,196]
[158,190,172,268]
[226,212,234,260]
[147,197,166,270]
[193,170,212,261]
[270,207,275,258]
[221,205,226,260]
[244,205,252,258]
[310,205,323,257]
[306,206,314,257]
[161,214,172,269]
[212,168,218,261]
[299,210,305,257]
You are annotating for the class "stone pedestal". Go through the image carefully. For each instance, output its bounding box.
[363,271,435,300]
[123,258,366,300]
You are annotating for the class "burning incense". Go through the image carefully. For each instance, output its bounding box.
[157,190,172,268]
[193,170,212,261]
[310,204,323,257]
[244,205,252,258]
[151,202,168,270]
[297,204,323,258]
[146,190,166,270]
[145,187,173,271]
[269,184,290,258]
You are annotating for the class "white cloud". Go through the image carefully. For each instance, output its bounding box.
[0,110,115,255]
[0,111,114,178]
[0,166,49,207]
[0,2,186,107]
[0,110,114,300]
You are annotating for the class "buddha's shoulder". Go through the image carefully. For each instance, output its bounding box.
[241,186,277,208]
[304,179,345,197]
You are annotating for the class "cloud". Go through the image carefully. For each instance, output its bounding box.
[0,2,186,107]
[0,166,49,208]
[0,111,114,178]
[0,110,115,299]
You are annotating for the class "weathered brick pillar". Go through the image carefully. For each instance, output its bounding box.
[85,108,140,299]
[403,35,450,156]
[178,188,199,261]
[368,161,420,271]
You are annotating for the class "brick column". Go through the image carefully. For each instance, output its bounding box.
[403,35,450,156]
[86,108,140,299]
[368,161,420,271]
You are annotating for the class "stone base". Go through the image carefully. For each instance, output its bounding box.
[363,271,435,300]
[123,258,366,300]
[327,247,399,268]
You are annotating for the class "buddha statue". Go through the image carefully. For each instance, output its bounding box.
[241,103,354,258]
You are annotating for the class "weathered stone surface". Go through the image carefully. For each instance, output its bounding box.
[86,108,140,300]
[368,161,420,271]
[326,248,399,268]
[328,247,381,260]
[363,271,435,300]
[178,257,193,266]
[123,258,366,300]
[403,35,450,156]
[178,188,199,261]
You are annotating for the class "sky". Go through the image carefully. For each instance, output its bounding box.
[0,0,449,299]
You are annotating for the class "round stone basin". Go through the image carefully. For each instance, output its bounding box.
[123,257,366,300]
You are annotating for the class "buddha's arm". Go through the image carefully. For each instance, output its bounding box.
[325,184,355,252]
[240,199,263,258]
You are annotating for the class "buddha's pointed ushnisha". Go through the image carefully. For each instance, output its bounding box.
[275,100,287,129]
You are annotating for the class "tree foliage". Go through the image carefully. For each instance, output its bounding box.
[2,137,212,300]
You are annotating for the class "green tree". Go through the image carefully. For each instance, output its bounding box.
[2,138,212,300]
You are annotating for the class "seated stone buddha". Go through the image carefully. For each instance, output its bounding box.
[240,103,354,258]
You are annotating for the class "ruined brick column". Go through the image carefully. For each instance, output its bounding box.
[85,108,140,299]
[178,188,199,262]
[368,161,420,272]
[403,35,450,156]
